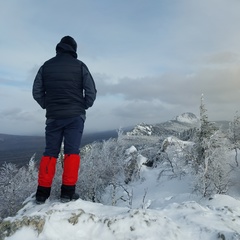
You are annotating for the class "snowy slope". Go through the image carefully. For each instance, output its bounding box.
[2,159,240,240]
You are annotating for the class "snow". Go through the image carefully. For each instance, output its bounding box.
[6,197,240,240]
[4,153,240,240]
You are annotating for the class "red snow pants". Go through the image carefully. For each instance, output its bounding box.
[38,154,80,187]
[38,156,57,187]
[62,154,80,186]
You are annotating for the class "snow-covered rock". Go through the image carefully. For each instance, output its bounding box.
[125,146,137,155]
[126,113,199,138]
[127,123,153,136]
[175,112,199,124]
[161,136,194,153]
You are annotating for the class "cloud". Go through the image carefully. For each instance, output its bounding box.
[97,65,240,104]
[0,84,45,135]
[204,52,240,65]
[94,62,240,123]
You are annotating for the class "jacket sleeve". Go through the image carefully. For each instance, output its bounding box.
[82,64,97,109]
[32,66,46,109]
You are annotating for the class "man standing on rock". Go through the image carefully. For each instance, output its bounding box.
[32,36,97,204]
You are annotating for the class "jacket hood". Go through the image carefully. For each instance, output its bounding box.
[55,42,78,58]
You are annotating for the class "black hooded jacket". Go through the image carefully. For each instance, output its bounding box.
[32,42,97,119]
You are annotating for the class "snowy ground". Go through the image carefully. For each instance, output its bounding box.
[3,159,240,240]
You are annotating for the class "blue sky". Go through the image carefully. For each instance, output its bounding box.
[1,0,240,135]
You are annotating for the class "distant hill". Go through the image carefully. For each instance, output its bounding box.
[0,134,45,167]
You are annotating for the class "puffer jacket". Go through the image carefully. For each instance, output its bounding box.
[32,42,97,119]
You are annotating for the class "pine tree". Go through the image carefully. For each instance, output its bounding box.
[195,94,218,167]
[193,95,230,197]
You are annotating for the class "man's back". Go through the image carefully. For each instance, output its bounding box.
[43,52,85,119]
[33,37,96,119]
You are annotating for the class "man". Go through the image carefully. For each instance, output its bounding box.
[32,36,97,204]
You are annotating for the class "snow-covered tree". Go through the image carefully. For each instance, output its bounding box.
[193,95,230,197]
[157,136,193,179]
[78,133,127,203]
[194,94,218,167]
[229,112,240,167]
[193,130,231,197]
[0,159,38,218]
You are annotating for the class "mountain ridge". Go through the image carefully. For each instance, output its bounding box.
[0,112,231,166]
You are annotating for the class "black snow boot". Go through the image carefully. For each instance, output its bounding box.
[35,186,51,204]
[60,185,79,203]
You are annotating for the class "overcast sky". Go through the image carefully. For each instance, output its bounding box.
[1,0,240,135]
